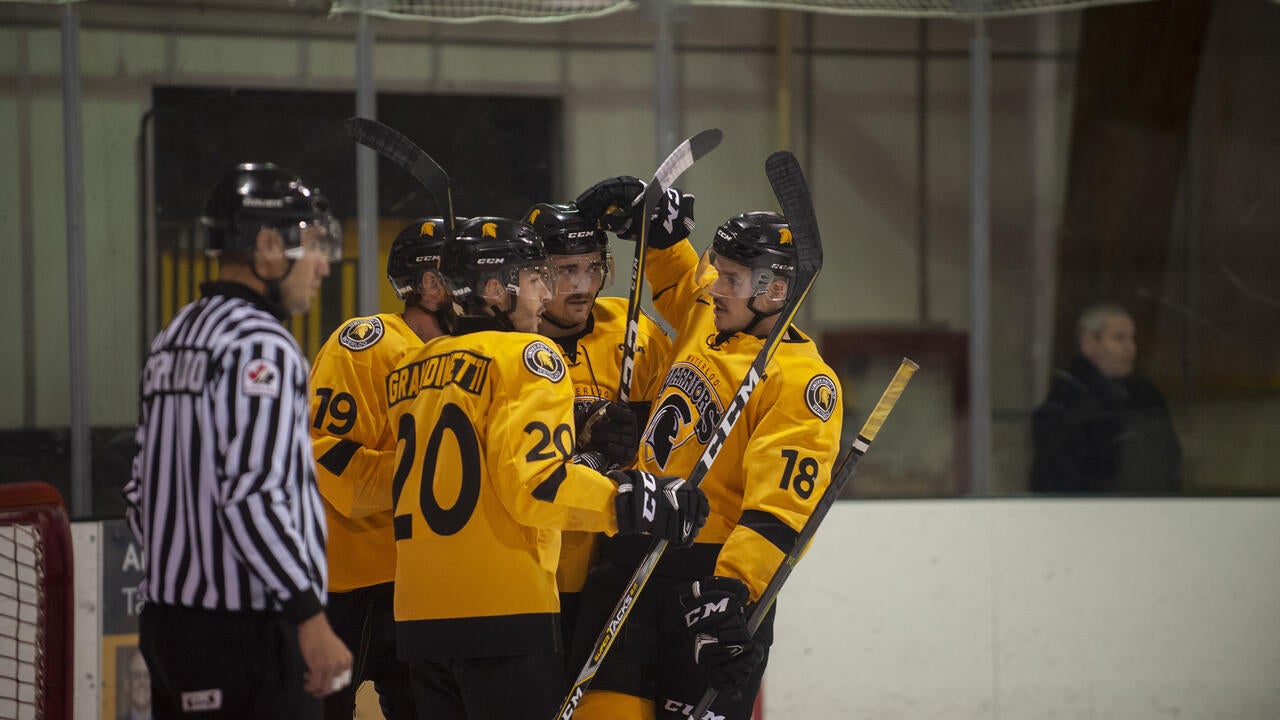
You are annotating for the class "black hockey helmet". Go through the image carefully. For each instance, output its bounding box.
[711,211,796,276]
[200,162,341,262]
[522,202,608,255]
[696,211,796,302]
[387,217,450,300]
[523,202,614,291]
[439,217,553,315]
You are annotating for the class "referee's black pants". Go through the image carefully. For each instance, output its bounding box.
[139,603,321,720]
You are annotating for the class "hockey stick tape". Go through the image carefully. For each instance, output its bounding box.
[331,669,352,692]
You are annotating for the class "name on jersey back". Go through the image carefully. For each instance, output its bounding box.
[387,349,492,407]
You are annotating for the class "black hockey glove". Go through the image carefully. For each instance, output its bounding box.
[679,576,767,697]
[610,469,709,547]
[575,399,639,469]
[574,176,695,249]
[646,186,696,250]
[610,185,695,250]
[571,451,609,471]
[574,175,645,235]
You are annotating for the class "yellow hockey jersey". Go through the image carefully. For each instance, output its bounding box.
[310,313,424,592]
[632,241,843,603]
[385,330,625,659]
[552,296,672,595]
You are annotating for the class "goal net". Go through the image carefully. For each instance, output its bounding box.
[0,482,73,720]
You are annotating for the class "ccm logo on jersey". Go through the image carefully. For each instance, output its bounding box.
[241,359,281,398]
[805,374,838,421]
[338,317,385,351]
[523,341,566,382]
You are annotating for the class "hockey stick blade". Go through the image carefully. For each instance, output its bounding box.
[343,116,457,238]
[765,151,822,275]
[617,128,723,404]
[556,149,819,720]
[687,357,918,720]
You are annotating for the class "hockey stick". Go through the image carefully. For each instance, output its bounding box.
[616,128,723,404]
[343,116,457,238]
[555,151,822,720]
[685,357,919,720]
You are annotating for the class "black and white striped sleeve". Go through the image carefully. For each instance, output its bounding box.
[213,332,323,623]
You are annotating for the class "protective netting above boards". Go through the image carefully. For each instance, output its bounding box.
[328,0,1165,24]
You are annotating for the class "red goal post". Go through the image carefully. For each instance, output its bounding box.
[0,481,74,720]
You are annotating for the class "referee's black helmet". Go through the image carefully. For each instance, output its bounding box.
[200,162,340,262]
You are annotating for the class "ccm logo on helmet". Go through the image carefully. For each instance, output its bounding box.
[567,230,596,239]
[475,258,504,265]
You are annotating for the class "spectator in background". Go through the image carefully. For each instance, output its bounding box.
[1031,302,1182,494]
[118,647,152,720]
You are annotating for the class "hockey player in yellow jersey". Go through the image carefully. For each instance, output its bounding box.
[386,216,709,720]
[309,218,451,720]
[569,179,844,720]
[522,201,673,667]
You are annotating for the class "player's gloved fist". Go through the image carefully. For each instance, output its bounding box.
[574,175,645,235]
[679,576,766,696]
[648,186,695,250]
[610,469,709,547]
[575,399,639,468]
[604,184,694,250]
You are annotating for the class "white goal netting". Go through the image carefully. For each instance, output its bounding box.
[0,523,44,720]
[0,483,72,720]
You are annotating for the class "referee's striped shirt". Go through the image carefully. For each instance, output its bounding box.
[125,281,327,623]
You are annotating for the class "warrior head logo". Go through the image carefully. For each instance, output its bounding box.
[642,395,694,470]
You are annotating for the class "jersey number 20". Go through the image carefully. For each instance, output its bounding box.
[391,403,481,536]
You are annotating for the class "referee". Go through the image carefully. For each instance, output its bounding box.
[125,162,352,720]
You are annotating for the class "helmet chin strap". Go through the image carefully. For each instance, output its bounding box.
[250,255,296,316]
[410,299,448,327]
[485,292,518,332]
[714,294,785,345]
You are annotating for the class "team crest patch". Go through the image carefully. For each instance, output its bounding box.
[805,374,838,421]
[338,317,385,351]
[241,358,281,398]
[523,341,566,382]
